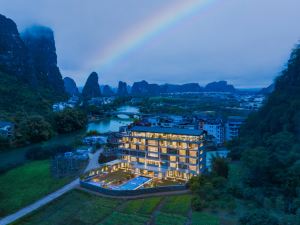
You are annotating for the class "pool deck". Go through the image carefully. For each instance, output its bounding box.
[111,176,152,190]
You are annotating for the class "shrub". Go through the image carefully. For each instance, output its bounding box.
[18,116,53,143]
[239,210,279,225]
[54,108,87,134]
[191,196,206,211]
[26,145,73,160]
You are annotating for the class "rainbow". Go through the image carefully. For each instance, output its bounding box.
[92,0,216,69]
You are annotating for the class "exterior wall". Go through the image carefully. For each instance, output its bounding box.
[225,120,244,141]
[203,123,225,145]
[118,130,205,180]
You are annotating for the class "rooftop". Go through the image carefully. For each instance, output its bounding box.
[130,126,203,136]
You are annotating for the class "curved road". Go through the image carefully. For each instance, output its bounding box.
[0,149,102,225]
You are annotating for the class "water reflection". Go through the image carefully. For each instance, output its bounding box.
[87,106,139,133]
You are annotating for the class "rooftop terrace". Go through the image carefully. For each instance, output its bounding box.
[130,126,203,136]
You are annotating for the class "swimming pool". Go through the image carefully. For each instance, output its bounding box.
[112,176,151,190]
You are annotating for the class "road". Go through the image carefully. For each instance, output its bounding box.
[0,149,102,225]
[84,148,102,172]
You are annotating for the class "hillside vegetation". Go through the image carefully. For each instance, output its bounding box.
[228,43,300,222]
[0,71,55,119]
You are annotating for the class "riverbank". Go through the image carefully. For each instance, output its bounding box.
[0,130,85,172]
[0,105,139,172]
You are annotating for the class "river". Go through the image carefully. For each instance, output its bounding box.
[0,105,139,170]
[87,105,139,133]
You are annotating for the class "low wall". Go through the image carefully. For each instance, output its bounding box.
[80,181,187,196]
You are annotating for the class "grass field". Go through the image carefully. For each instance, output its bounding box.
[120,197,162,215]
[191,212,220,225]
[155,212,187,225]
[0,160,72,217]
[160,194,193,216]
[13,190,225,225]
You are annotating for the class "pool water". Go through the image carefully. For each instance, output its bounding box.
[112,176,151,190]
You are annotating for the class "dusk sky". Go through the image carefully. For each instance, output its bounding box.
[1,0,300,88]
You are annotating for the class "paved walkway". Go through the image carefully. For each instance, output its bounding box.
[85,148,102,172]
[0,149,102,225]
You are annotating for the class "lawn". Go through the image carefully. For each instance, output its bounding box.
[191,212,220,225]
[0,160,72,217]
[160,194,192,216]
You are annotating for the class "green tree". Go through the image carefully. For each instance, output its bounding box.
[18,116,53,143]
[211,157,229,178]
[54,108,87,133]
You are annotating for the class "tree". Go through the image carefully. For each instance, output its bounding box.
[54,108,87,133]
[18,115,53,143]
[239,210,279,225]
[211,157,229,178]
[0,136,10,150]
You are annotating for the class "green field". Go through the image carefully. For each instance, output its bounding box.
[120,196,162,215]
[0,160,72,217]
[191,212,220,225]
[155,212,187,225]
[13,190,210,225]
[13,190,225,225]
[160,194,192,216]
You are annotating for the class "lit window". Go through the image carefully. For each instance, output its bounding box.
[179,157,186,163]
[189,165,197,171]
[179,150,186,156]
[161,147,167,153]
[170,163,177,168]
[189,158,197,164]
[148,146,158,152]
[189,151,197,157]
[170,156,176,162]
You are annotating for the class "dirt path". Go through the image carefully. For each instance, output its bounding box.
[148,197,167,225]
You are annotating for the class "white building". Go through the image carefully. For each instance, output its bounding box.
[52,102,74,112]
[225,116,245,141]
[203,119,225,145]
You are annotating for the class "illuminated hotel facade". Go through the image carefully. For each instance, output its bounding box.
[118,126,206,180]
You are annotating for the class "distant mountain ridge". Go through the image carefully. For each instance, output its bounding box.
[126,80,236,96]
[204,81,235,92]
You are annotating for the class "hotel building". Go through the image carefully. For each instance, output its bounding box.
[118,126,206,180]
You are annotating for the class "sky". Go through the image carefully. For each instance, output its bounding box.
[1,0,300,88]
